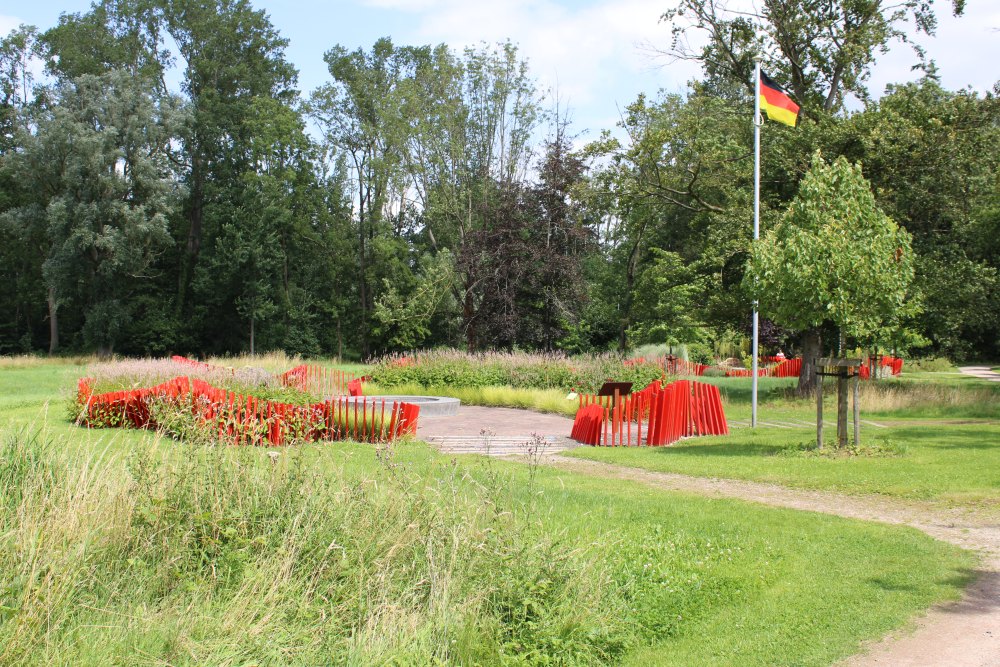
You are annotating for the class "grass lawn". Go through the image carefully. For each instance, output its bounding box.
[564,373,1000,509]
[565,423,1000,506]
[0,358,979,665]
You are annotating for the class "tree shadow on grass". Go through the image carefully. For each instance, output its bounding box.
[886,427,1000,450]
[651,439,807,458]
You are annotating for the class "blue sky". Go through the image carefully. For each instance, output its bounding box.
[3,0,998,141]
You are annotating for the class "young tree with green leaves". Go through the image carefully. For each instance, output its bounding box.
[747,152,915,393]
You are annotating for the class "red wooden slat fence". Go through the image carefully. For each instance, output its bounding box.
[77,376,416,446]
[858,356,904,379]
[571,379,728,447]
[278,363,362,397]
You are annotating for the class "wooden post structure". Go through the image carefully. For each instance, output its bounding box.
[837,371,848,448]
[816,358,862,449]
[852,374,861,446]
[816,359,823,449]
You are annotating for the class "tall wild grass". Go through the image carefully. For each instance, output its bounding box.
[371,349,663,394]
[859,381,1000,418]
[81,358,316,404]
[0,428,631,664]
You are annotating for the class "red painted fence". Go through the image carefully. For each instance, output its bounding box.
[571,379,728,447]
[279,363,362,397]
[76,376,417,446]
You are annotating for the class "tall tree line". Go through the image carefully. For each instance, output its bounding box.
[0,2,591,358]
[0,0,996,362]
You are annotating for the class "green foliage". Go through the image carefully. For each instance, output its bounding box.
[629,249,707,345]
[748,152,915,340]
[664,0,964,112]
[905,356,954,373]
[4,71,186,354]
[370,350,664,394]
[372,250,457,350]
[1,5,997,364]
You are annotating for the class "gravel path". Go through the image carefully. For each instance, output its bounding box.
[416,404,1000,666]
[960,366,1000,383]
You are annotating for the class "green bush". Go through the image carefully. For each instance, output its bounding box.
[685,342,715,364]
[370,350,664,393]
[905,356,955,373]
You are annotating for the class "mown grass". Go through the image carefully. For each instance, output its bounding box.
[566,423,1000,506]
[563,370,1000,507]
[0,425,974,666]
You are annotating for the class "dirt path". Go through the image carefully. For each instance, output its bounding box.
[959,366,1000,383]
[546,456,1000,667]
[414,404,1000,665]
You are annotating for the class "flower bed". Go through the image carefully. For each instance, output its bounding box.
[75,375,416,446]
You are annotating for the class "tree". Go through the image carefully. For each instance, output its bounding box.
[163,0,298,330]
[584,88,750,350]
[311,37,412,357]
[629,249,707,346]
[845,81,1000,359]
[0,25,45,352]
[747,152,914,393]
[372,249,456,350]
[4,71,185,355]
[664,0,966,113]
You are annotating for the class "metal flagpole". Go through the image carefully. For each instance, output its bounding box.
[751,56,762,428]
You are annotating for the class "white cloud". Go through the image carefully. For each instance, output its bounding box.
[867,3,1000,97]
[359,0,696,135]
[0,14,26,36]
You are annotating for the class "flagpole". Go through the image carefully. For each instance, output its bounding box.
[751,56,762,428]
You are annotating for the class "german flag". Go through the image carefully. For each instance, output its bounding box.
[759,71,799,127]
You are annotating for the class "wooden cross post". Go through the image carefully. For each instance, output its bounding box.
[817,358,862,449]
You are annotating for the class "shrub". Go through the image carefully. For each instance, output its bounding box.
[905,356,955,373]
[370,350,664,393]
[685,342,715,365]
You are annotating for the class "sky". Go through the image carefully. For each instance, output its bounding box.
[2,0,998,141]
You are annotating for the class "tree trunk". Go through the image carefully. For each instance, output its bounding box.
[336,316,343,362]
[358,189,369,359]
[47,287,59,355]
[463,284,476,352]
[177,155,205,314]
[798,327,822,396]
[250,316,255,356]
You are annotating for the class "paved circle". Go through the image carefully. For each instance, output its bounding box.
[343,395,461,416]
[416,405,579,456]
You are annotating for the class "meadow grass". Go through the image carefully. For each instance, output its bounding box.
[565,372,1000,507]
[0,359,983,665]
[0,426,973,666]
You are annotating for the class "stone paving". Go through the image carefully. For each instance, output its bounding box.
[416,405,579,456]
